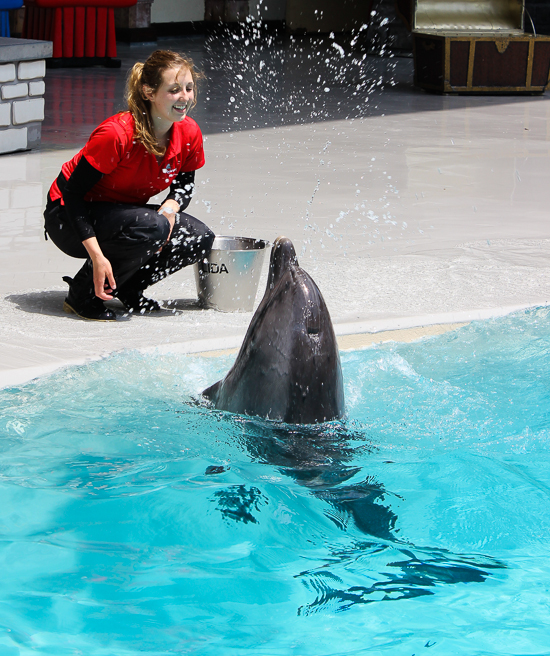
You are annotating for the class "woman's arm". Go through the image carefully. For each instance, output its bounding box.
[61,156,104,241]
[164,170,195,212]
[63,156,116,299]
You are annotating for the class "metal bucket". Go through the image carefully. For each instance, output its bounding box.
[194,236,270,312]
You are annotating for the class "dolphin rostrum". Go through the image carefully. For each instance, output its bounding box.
[202,236,345,423]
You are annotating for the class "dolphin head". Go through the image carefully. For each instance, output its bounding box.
[203,236,345,424]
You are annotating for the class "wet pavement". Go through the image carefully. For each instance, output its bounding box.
[2,31,550,386]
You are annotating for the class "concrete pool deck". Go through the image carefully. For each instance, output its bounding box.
[2,34,550,388]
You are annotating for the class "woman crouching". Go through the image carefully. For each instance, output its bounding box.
[44,50,215,321]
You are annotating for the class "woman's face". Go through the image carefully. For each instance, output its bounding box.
[145,66,195,133]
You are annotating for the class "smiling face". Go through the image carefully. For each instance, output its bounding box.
[144,66,195,136]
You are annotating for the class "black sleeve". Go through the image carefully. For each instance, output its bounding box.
[60,156,104,241]
[164,170,195,212]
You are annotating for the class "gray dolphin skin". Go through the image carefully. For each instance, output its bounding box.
[202,236,345,423]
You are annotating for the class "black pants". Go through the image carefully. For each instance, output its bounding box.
[44,200,215,300]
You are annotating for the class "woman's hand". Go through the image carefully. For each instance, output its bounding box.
[82,237,116,300]
[158,199,180,242]
[157,199,180,252]
[91,254,116,300]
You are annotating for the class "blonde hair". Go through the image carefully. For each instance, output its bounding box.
[126,50,204,157]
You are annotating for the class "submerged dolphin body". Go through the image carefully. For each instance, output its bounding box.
[203,236,345,423]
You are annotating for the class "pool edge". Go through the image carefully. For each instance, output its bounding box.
[1,302,547,389]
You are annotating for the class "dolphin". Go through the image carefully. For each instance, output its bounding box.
[202,236,345,423]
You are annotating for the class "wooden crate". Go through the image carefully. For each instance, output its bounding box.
[396,0,550,94]
[414,31,550,93]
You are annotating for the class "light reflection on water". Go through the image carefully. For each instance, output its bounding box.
[1,308,550,655]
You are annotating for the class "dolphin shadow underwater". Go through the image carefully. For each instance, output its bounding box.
[203,236,345,424]
[210,419,506,612]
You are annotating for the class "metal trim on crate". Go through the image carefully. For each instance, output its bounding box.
[526,38,534,89]
[444,36,451,88]
[467,40,476,88]
[446,85,547,92]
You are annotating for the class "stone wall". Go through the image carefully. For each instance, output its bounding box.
[0,37,52,155]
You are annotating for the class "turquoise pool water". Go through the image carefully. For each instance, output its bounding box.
[1,308,550,655]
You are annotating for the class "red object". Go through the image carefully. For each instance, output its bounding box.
[95,6,106,57]
[84,5,95,57]
[23,0,137,59]
[25,0,134,8]
[62,6,73,57]
[49,112,206,206]
[52,6,62,56]
[74,7,84,57]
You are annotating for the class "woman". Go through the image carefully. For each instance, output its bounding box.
[44,50,215,321]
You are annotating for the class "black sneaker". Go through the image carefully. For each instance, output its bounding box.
[63,297,117,321]
[62,278,116,322]
[117,289,161,314]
